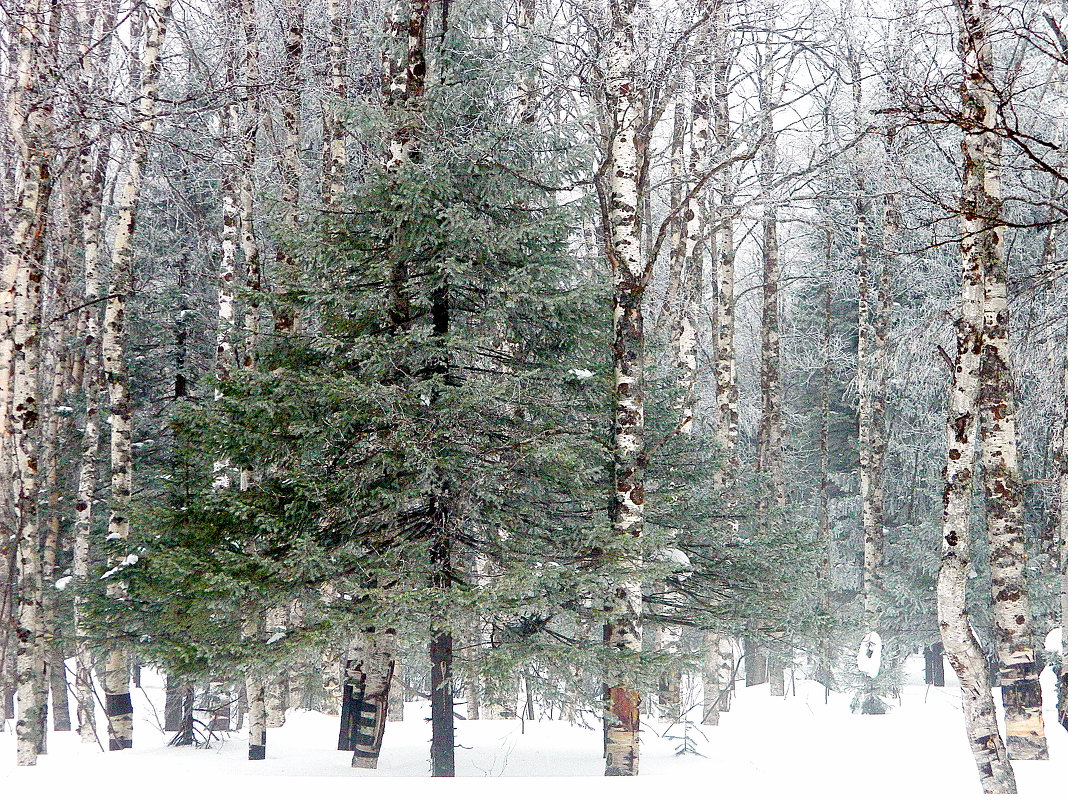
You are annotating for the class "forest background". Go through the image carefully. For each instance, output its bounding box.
[2,0,1068,792]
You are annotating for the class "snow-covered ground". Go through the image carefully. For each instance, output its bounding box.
[2,658,1065,799]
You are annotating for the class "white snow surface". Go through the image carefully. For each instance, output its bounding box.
[3,660,1066,799]
[1046,627,1063,653]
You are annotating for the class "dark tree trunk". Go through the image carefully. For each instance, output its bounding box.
[924,643,945,687]
[429,630,455,777]
[164,676,185,731]
[744,639,768,687]
[50,644,71,731]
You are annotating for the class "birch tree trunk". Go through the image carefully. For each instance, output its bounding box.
[952,0,1048,762]
[316,0,349,714]
[819,233,834,703]
[601,0,645,776]
[662,22,716,723]
[704,0,738,722]
[41,196,75,738]
[937,216,1016,793]
[756,50,785,698]
[263,605,288,727]
[515,0,537,124]
[937,0,1018,790]
[101,0,173,751]
[214,97,239,420]
[270,0,304,336]
[71,0,118,745]
[240,617,267,759]
[1060,312,1068,732]
[238,0,260,373]
[338,0,430,767]
[852,74,878,627]
[659,97,686,342]
[322,0,348,205]
[6,0,60,766]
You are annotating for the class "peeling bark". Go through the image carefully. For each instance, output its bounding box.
[955,0,1047,761]
[938,0,1019,790]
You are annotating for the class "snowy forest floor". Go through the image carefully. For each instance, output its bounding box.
[2,658,1065,799]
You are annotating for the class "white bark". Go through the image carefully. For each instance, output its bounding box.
[602,0,646,776]
[938,0,1018,790]
[101,0,173,751]
[6,0,59,766]
[322,0,348,205]
[343,630,397,769]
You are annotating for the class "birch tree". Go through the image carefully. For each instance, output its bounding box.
[6,0,59,766]
[71,0,118,746]
[969,11,1049,761]
[101,0,174,751]
[600,0,646,775]
[322,0,349,205]
[704,0,737,723]
[755,35,786,698]
[937,0,1019,790]
[337,0,429,771]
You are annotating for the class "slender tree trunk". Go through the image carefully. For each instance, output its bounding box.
[711,0,738,497]
[264,605,288,727]
[819,237,833,703]
[756,52,785,698]
[659,97,687,342]
[268,0,304,336]
[515,0,537,124]
[854,141,877,627]
[235,2,267,739]
[951,0,1048,762]
[238,0,261,372]
[938,0,1018,790]
[845,47,891,636]
[241,618,266,759]
[601,0,645,776]
[71,0,117,745]
[338,0,430,768]
[1060,312,1068,732]
[42,173,78,738]
[6,0,60,766]
[322,0,348,205]
[974,187,1047,753]
[705,2,738,720]
[463,629,480,721]
[701,631,721,724]
[214,102,240,410]
[100,0,173,751]
[316,0,350,715]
